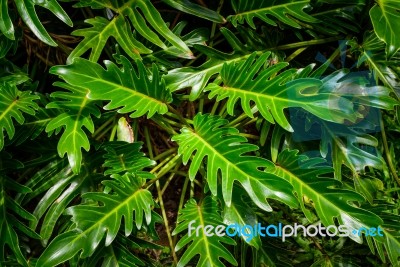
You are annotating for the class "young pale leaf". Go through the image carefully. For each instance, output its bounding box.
[228,0,318,29]
[206,52,357,132]
[67,16,151,64]
[274,149,383,244]
[370,0,400,57]
[36,173,154,267]
[45,82,101,174]
[173,197,237,267]
[51,56,172,118]
[172,113,298,211]
[74,0,192,58]
[0,83,39,150]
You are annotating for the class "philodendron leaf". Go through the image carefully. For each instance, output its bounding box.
[0,174,40,267]
[228,0,318,29]
[1,0,72,45]
[102,141,156,177]
[173,197,237,267]
[172,113,298,211]
[0,83,39,150]
[206,52,358,132]
[45,82,101,174]
[274,149,383,244]
[67,15,151,64]
[163,0,226,23]
[36,173,154,267]
[223,186,261,249]
[370,0,400,57]
[74,0,192,58]
[51,56,172,118]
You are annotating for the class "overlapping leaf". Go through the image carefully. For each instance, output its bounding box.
[67,15,151,64]
[102,141,155,177]
[353,31,400,98]
[222,186,261,249]
[273,149,383,244]
[362,203,400,266]
[36,173,154,267]
[0,83,39,150]
[369,0,400,57]
[228,0,318,29]
[206,52,360,132]
[45,82,101,174]
[172,113,297,211]
[0,172,40,267]
[51,56,172,119]
[164,27,265,100]
[173,197,237,267]
[0,0,72,45]
[74,0,192,57]
[163,0,225,23]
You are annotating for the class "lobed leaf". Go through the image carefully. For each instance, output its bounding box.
[172,113,298,211]
[228,0,318,29]
[45,82,101,174]
[0,83,39,150]
[51,56,172,119]
[36,173,154,267]
[173,197,237,267]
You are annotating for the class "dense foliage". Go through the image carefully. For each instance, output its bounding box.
[1,0,400,266]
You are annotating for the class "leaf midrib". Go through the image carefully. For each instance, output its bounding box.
[68,70,167,107]
[189,129,264,186]
[70,188,148,247]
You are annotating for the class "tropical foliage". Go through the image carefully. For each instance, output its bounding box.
[1,0,400,266]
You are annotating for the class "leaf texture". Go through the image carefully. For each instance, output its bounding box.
[173,197,237,267]
[0,83,39,150]
[36,173,154,267]
[51,56,172,119]
[172,113,298,211]
[45,82,101,174]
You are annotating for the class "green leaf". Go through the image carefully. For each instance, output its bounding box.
[370,0,400,57]
[45,82,101,174]
[9,0,72,46]
[163,0,225,23]
[0,0,13,40]
[228,0,318,29]
[273,149,383,244]
[173,197,237,267]
[206,52,357,132]
[0,175,39,267]
[36,173,154,267]
[67,16,151,64]
[222,186,261,249]
[164,28,260,100]
[32,167,95,246]
[102,141,156,177]
[355,31,400,98]
[74,0,192,58]
[51,56,172,119]
[172,113,298,211]
[0,83,39,150]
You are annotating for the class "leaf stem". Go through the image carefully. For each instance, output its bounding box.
[156,179,178,264]
[380,113,400,186]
